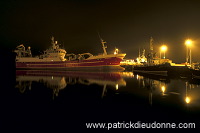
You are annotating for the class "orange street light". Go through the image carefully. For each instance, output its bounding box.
[185,39,192,66]
[160,45,167,59]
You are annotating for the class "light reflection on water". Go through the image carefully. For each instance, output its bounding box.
[15,70,200,109]
[134,73,200,108]
[13,70,200,130]
[15,70,127,99]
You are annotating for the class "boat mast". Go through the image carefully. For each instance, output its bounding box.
[142,49,145,58]
[98,32,107,55]
[51,36,57,49]
[150,37,154,51]
[101,38,107,55]
[149,37,154,65]
[139,48,141,58]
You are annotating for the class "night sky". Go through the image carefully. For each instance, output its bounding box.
[2,0,200,63]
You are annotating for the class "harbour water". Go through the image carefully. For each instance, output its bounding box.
[1,69,200,131]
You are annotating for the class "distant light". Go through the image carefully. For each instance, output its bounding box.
[136,74,139,80]
[161,86,166,93]
[141,58,145,62]
[185,96,191,104]
[114,48,119,55]
[116,84,119,90]
[122,72,134,77]
[160,45,167,52]
[185,39,192,47]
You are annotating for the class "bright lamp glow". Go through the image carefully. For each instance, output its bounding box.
[185,97,191,104]
[116,84,118,90]
[160,45,167,59]
[161,86,165,93]
[114,48,119,55]
[160,45,167,52]
[185,39,192,47]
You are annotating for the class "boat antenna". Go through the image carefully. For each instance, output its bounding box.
[150,37,154,51]
[51,36,56,49]
[62,41,65,49]
[139,47,140,58]
[149,37,154,65]
[97,32,107,55]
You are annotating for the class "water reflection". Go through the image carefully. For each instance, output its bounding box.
[15,70,127,99]
[134,72,200,108]
[184,80,200,105]
[15,70,200,110]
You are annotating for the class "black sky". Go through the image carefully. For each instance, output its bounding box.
[1,0,200,63]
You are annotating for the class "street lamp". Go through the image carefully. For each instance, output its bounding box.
[185,39,192,66]
[160,45,167,59]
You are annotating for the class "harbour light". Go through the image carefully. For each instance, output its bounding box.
[185,97,191,104]
[161,86,166,93]
[114,48,119,55]
[185,39,193,66]
[160,45,167,59]
[116,84,119,90]
[185,39,192,46]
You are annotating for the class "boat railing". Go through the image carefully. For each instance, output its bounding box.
[14,45,32,58]
[65,53,93,61]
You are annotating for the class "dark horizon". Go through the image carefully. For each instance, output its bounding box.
[2,0,200,63]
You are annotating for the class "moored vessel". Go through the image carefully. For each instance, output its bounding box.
[190,68,200,79]
[133,37,169,76]
[14,37,126,71]
[132,37,192,77]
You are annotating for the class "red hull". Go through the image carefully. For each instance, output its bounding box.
[16,57,124,70]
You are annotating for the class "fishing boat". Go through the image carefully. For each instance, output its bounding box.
[133,63,169,76]
[14,37,126,70]
[133,37,169,76]
[133,37,192,77]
